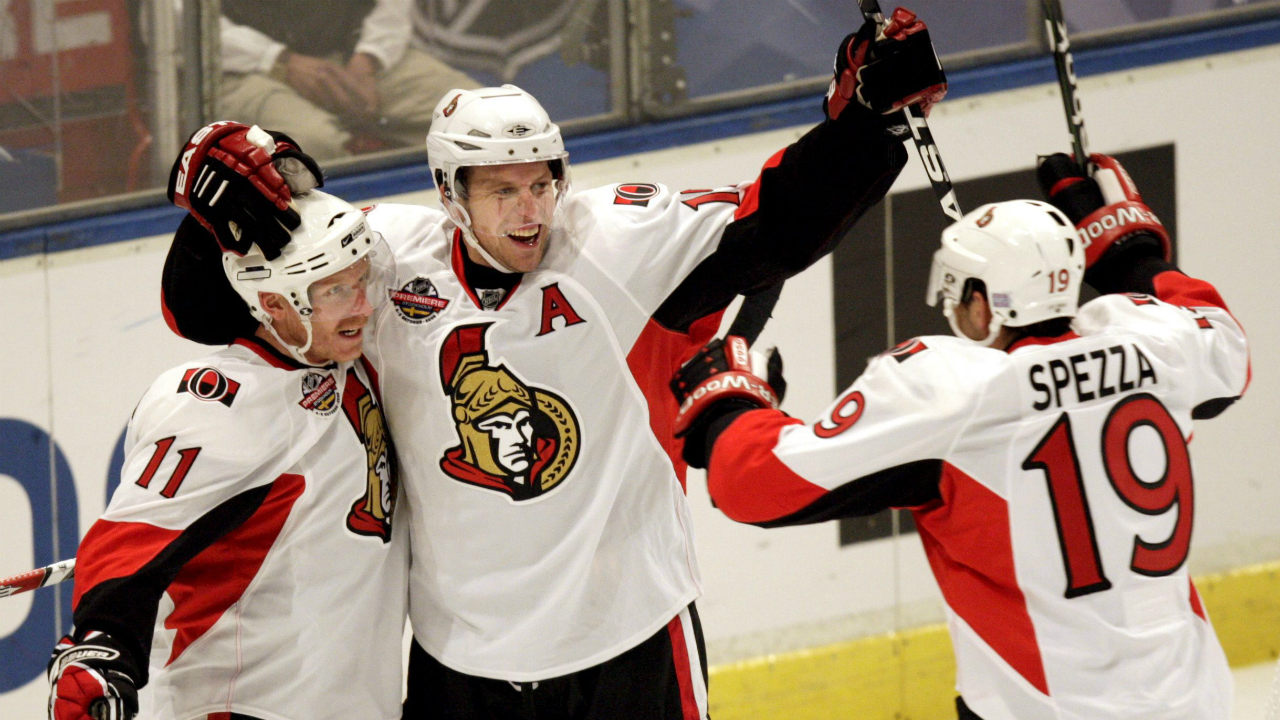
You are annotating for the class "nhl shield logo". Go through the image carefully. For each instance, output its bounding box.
[299,372,340,416]
[437,323,581,502]
[393,277,451,324]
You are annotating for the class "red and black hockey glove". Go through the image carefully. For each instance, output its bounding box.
[824,7,947,122]
[671,336,786,468]
[167,122,323,260]
[1037,152,1171,270]
[48,630,140,720]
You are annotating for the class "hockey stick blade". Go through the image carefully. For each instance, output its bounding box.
[0,558,76,599]
[1042,0,1090,174]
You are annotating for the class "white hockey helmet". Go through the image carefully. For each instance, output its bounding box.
[223,190,395,364]
[927,200,1084,345]
[426,85,570,271]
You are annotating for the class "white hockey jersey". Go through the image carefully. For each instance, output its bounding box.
[72,337,408,720]
[703,271,1249,720]
[363,118,907,678]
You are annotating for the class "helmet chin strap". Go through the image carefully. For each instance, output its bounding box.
[943,298,1005,348]
[262,316,326,367]
[443,198,519,275]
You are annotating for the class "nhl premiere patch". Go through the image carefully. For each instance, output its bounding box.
[299,372,340,416]
[392,277,451,324]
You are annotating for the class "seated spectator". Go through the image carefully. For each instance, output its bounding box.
[218,0,478,160]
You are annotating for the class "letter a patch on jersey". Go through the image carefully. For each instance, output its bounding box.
[177,367,241,407]
[537,283,586,336]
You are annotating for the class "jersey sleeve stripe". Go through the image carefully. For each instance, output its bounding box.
[731,148,785,222]
[70,478,297,681]
[163,473,306,665]
[625,313,725,490]
[705,410,827,524]
[708,410,946,527]
[914,463,1049,695]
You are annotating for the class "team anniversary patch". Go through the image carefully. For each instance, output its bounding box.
[299,372,340,416]
[393,277,451,324]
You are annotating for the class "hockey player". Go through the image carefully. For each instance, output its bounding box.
[671,153,1250,720]
[46,191,408,720]
[160,9,948,717]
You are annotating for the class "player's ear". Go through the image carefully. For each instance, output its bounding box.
[258,291,293,324]
[967,290,993,327]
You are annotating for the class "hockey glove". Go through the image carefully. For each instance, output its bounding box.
[671,336,785,435]
[1037,152,1171,271]
[167,122,323,260]
[48,630,140,720]
[824,7,947,122]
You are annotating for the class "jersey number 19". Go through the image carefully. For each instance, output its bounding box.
[1022,392,1193,599]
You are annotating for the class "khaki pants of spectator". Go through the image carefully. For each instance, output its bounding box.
[219,48,478,162]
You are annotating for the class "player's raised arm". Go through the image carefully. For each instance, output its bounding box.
[669,334,980,527]
[582,7,947,330]
[1038,151,1250,416]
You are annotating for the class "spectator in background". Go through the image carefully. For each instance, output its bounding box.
[218,0,478,160]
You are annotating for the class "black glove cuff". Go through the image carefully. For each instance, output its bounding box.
[1086,235,1177,295]
[681,399,757,470]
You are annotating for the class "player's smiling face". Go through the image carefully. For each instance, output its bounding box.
[261,260,376,364]
[462,161,557,273]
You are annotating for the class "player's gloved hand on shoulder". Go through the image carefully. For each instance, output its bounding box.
[48,630,140,720]
[824,7,947,123]
[167,121,324,261]
[671,336,786,468]
[1036,152,1171,283]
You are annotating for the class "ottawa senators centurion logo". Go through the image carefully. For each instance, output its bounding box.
[342,363,396,541]
[438,323,581,502]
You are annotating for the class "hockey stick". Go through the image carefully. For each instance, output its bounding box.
[857,0,962,222]
[727,283,784,344]
[1041,0,1091,174]
[727,1,964,344]
[0,558,75,599]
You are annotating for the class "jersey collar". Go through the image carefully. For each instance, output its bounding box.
[451,228,522,311]
[234,335,323,371]
[1006,330,1080,354]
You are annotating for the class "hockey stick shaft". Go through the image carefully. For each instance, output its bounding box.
[0,558,75,599]
[858,0,963,221]
[727,282,784,344]
[1041,0,1090,173]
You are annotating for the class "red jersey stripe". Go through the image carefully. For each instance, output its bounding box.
[72,521,183,609]
[913,463,1049,695]
[624,313,724,490]
[705,409,821,524]
[164,474,306,665]
[1189,578,1207,622]
[666,613,701,720]
[734,148,786,221]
